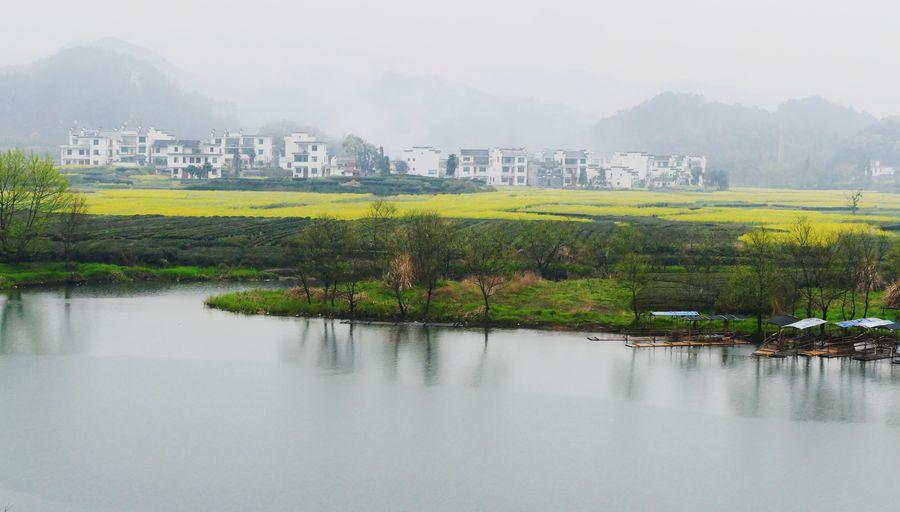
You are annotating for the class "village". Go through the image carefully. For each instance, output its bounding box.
[59,125,709,189]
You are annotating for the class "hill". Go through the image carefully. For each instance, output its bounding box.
[0,44,234,150]
[586,93,885,187]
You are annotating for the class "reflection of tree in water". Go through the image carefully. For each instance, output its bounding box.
[1,290,60,355]
[469,329,491,386]
[315,320,356,374]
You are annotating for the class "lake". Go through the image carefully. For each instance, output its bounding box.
[2,283,899,511]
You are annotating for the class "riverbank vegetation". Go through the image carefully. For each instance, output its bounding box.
[0,261,271,289]
[205,201,899,333]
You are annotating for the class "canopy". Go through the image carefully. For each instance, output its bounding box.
[694,314,749,321]
[858,318,894,329]
[881,323,900,331]
[651,311,701,318]
[767,315,799,327]
[784,318,828,330]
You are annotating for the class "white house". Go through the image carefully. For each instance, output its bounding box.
[605,166,637,189]
[154,140,225,179]
[402,147,442,177]
[458,149,490,181]
[868,160,896,178]
[609,152,652,181]
[280,133,328,178]
[554,150,591,186]
[489,148,528,186]
[605,152,706,188]
[60,126,174,167]
[210,129,274,168]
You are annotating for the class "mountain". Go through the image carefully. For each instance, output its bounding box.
[238,70,595,153]
[586,93,881,187]
[0,44,234,150]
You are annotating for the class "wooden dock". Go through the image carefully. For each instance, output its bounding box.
[627,338,750,348]
[851,353,893,362]
[752,346,787,358]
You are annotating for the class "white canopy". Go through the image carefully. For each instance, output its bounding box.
[857,318,894,329]
[784,318,828,330]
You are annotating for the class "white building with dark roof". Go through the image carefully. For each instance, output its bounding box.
[458,149,490,181]
[153,140,225,179]
[60,126,174,167]
[489,148,528,186]
[210,129,274,167]
[280,132,328,178]
[553,149,591,186]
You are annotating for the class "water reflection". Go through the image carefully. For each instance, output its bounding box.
[2,284,900,427]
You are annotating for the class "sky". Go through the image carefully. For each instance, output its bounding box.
[4,0,899,117]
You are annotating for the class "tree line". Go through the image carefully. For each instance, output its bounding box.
[289,203,899,327]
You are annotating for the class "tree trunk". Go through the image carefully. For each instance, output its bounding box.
[298,270,312,304]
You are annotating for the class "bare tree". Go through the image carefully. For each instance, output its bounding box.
[54,193,88,261]
[401,211,452,315]
[462,227,513,323]
[615,253,652,324]
[516,220,577,278]
[847,190,863,215]
[383,252,413,318]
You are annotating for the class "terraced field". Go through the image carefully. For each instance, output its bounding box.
[84,187,900,233]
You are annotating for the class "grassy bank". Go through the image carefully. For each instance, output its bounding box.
[206,277,644,331]
[206,276,893,333]
[0,262,273,289]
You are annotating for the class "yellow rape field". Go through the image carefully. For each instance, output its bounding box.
[84,187,900,233]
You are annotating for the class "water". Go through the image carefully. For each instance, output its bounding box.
[1,283,899,511]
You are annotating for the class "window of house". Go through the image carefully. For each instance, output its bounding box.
[258,139,263,144]
[93,139,99,145]
[138,136,146,143]
[66,149,72,155]
[93,150,99,155]
[257,149,263,155]
[311,145,317,151]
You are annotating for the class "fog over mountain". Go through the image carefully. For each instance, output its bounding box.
[3,39,900,186]
[0,42,234,149]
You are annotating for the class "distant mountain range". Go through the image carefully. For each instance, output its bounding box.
[0,42,234,149]
[1,41,899,188]
[585,93,898,186]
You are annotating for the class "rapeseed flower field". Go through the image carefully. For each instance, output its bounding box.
[84,187,900,233]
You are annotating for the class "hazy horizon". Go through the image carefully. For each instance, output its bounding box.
[4,0,899,121]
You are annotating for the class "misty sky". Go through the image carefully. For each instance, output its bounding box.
[4,0,899,116]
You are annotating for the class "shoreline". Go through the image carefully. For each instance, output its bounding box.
[0,262,275,290]
[203,286,742,335]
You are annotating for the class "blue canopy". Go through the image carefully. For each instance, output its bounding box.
[651,311,701,318]
[835,317,892,329]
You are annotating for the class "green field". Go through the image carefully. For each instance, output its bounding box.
[84,187,900,234]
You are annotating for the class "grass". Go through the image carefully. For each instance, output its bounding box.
[206,276,638,330]
[84,187,900,234]
[0,262,273,289]
[206,275,896,334]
